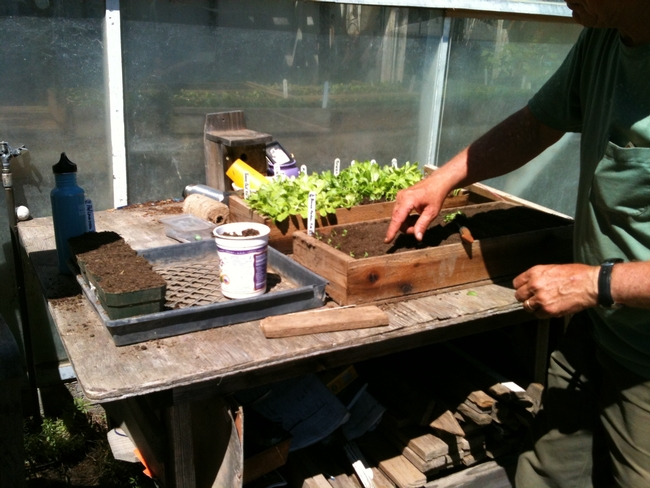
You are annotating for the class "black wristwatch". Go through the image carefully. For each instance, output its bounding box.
[598,258,623,309]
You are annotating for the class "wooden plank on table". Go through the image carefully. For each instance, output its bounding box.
[260,306,389,338]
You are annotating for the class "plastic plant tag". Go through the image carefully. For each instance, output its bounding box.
[307,191,316,236]
[392,158,398,168]
[334,158,340,176]
[370,159,376,165]
[85,199,96,232]
[300,165,307,175]
[244,172,251,199]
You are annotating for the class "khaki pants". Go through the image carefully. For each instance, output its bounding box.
[516,312,650,488]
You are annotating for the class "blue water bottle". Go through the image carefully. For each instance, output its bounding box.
[51,153,88,274]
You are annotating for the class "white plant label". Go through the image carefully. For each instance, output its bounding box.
[300,164,307,175]
[334,158,341,176]
[392,158,398,168]
[307,191,316,236]
[370,159,377,165]
[244,172,251,199]
[350,160,356,166]
[274,162,282,178]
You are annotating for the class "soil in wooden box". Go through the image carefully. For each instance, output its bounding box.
[229,187,495,253]
[292,202,573,305]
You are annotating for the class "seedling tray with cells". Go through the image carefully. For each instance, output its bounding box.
[77,239,327,345]
[292,201,573,305]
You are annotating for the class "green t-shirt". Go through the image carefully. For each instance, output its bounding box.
[529,27,650,378]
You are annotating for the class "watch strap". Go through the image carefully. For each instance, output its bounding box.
[598,258,623,308]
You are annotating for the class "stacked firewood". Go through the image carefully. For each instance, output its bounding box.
[281,343,543,488]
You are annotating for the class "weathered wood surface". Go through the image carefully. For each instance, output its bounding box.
[18,206,529,404]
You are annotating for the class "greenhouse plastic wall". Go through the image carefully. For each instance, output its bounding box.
[120,0,447,202]
[438,16,582,216]
[0,1,110,374]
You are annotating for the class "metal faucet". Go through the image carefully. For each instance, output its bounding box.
[2,140,39,420]
[2,141,27,228]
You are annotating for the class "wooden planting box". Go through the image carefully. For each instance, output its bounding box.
[228,184,496,253]
[292,201,573,305]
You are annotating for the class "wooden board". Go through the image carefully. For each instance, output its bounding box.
[260,306,389,338]
[292,201,573,305]
[228,188,493,253]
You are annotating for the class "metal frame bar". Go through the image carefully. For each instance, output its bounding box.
[105,0,128,209]
[310,0,572,18]
[426,16,452,167]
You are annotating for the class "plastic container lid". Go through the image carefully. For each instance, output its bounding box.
[159,214,216,243]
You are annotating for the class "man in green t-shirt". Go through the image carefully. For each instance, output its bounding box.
[386,1,650,486]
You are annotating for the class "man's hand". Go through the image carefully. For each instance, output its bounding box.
[384,176,448,243]
[513,263,599,318]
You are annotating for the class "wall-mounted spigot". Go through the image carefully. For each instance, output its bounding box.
[2,141,28,228]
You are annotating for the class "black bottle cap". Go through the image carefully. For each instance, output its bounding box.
[53,153,77,174]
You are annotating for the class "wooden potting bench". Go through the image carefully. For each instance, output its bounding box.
[17,198,557,488]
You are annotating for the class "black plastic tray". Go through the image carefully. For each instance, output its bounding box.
[78,239,328,346]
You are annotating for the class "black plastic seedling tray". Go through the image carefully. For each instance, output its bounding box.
[78,239,328,346]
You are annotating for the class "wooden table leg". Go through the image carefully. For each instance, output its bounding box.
[166,403,196,488]
[165,396,245,488]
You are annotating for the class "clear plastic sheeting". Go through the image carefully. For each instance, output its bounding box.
[439,17,582,216]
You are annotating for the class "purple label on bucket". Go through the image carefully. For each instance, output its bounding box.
[217,245,268,291]
[254,250,268,290]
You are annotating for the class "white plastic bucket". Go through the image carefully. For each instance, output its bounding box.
[213,222,271,299]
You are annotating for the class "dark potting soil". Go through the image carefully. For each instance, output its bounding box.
[72,233,166,293]
[221,228,260,237]
[68,231,123,256]
[316,205,570,259]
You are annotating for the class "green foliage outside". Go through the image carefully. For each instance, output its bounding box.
[246,160,423,222]
[171,81,418,108]
[24,394,155,487]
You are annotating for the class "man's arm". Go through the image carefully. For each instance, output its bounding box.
[385,105,565,242]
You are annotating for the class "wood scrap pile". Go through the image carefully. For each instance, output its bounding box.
[279,343,543,488]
